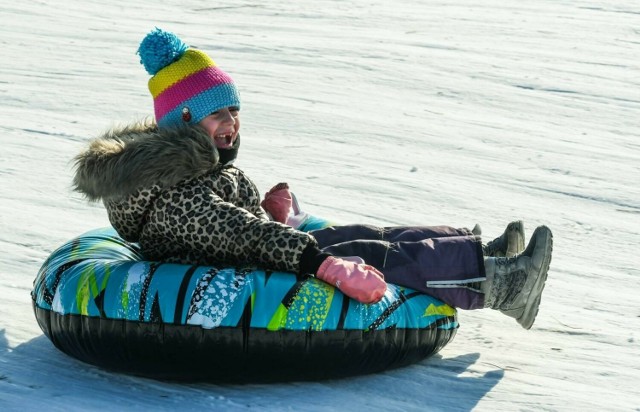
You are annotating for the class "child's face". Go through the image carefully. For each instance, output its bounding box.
[199,106,240,149]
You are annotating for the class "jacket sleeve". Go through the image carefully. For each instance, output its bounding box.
[235,168,270,221]
[146,179,316,274]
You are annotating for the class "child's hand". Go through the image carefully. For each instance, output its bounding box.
[316,256,387,304]
[261,182,292,224]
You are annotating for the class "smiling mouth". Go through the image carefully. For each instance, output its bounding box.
[214,133,235,147]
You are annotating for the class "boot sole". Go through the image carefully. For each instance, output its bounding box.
[516,226,553,329]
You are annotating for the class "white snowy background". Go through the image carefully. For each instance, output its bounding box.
[1,0,639,410]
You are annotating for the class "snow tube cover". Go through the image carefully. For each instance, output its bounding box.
[32,219,458,382]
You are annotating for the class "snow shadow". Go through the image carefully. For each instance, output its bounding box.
[0,330,503,411]
[335,352,505,411]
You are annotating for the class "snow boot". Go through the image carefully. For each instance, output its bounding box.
[483,220,526,257]
[285,192,310,229]
[482,225,553,329]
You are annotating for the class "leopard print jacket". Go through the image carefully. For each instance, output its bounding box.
[72,121,316,274]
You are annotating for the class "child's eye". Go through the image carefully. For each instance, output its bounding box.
[229,106,239,113]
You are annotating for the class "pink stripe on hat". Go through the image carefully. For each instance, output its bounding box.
[154,66,235,121]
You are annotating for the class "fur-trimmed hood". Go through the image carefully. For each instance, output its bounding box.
[73,121,220,201]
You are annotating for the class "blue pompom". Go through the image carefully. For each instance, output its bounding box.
[137,28,189,75]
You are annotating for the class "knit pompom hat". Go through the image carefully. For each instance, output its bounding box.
[137,28,241,128]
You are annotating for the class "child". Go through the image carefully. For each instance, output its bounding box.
[73,28,553,330]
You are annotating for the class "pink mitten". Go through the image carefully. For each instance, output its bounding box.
[316,256,387,304]
[261,182,292,224]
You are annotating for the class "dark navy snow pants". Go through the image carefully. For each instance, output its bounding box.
[310,224,486,309]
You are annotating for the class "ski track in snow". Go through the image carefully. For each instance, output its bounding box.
[1,0,639,411]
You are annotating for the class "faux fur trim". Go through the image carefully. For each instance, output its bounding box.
[73,120,219,201]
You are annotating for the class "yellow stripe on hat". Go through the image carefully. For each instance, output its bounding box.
[148,49,216,98]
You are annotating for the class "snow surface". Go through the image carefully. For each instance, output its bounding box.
[1,0,639,410]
